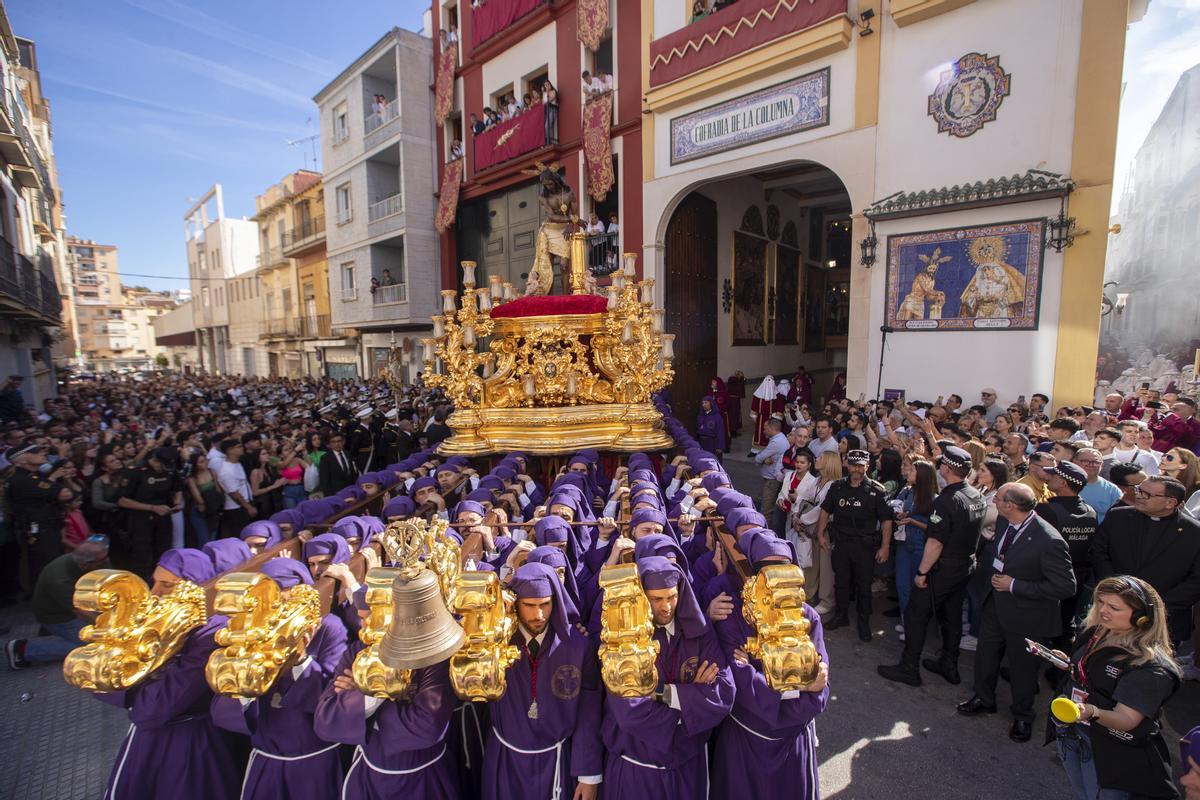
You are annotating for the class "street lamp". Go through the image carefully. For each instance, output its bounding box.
[859,219,877,268]
[1047,198,1077,253]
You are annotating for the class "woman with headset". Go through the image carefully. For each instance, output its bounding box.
[1047,576,1182,799]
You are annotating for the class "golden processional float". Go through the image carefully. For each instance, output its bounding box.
[62,229,818,701]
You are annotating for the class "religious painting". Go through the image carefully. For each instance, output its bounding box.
[884,219,1046,332]
[803,267,825,352]
[732,231,768,345]
[774,243,801,345]
[928,52,1011,138]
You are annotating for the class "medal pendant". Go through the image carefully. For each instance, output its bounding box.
[527,700,538,719]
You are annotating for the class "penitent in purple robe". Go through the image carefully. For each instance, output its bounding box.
[313,645,460,800]
[482,563,603,800]
[600,557,735,800]
[210,613,349,800]
[97,616,244,800]
[710,602,828,800]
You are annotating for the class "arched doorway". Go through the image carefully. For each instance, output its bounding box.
[662,162,853,442]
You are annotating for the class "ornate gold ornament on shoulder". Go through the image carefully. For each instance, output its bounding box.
[741,564,821,691]
[596,563,659,697]
[64,569,208,692]
[206,572,322,698]
[449,569,520,702]
[353,567,413,699]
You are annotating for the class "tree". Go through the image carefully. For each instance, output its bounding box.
[154,353,169,369]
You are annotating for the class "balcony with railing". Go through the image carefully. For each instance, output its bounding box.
[470,0,548,49]
[256,245,287,270]
[281,215,326,258]
[371,282,407,305]
[472,103,551,173]
[586,232,620,276]
[260,317,304,339]
[0,235,61,324]
[368,193,403,223]
[364,98,401,150]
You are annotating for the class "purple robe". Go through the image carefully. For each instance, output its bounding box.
[600,627,735,798]
[210,614,349,800]
[710,601,827,799]
[482,628,603,800]
[483,564,603,800]
[313,645,460,799]
[97,616,244,800]
[696,403,727,456]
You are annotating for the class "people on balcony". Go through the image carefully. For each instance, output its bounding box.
[543,80,558,144]
[581,70,614,101]
[449,139,464,161]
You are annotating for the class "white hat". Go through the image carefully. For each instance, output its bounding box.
[356,406,374,419]
[753,375,777,401]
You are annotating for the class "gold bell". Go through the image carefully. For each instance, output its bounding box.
[378,567,465,670]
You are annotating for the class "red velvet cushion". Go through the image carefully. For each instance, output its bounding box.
[490,294,607,318]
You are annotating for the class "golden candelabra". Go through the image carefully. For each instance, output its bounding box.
[596,563,660,697]
[741,564,822,691]
[206,572,322,698]
[419,250,676,455]
[63,570,208,692]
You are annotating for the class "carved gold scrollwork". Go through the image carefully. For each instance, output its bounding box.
[449,570,520,702]
[206,572,322,698]
[64,570,208,692]
[596,563,660,697]
[352,567,413,699]
[741,564,822,692]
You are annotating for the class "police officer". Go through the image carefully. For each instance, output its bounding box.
[347,410,374,473]
[1037,461,1098,649]
[6,443,74,580]
[116,446,183,579]
[816,449,894,642]
[878,445,985,686]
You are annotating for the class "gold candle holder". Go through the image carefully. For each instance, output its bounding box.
[489,275,504,300]
[441,289,458,314]
[640,279,655,305]
[432,316,445,338]
[461,260,477,288]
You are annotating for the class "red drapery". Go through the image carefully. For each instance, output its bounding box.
[473,103,546,172]
[471,0,543,47]
[582,93,613,202]
[435,159,464,233]
[576,0,609,51]
[490,294,608,318]
[435,42,457,127]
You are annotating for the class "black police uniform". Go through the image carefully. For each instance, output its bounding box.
[348,422,374,472]
[8,467,68,578]
[897,480,985,670]
[820,476,894,635]
[118,465,181,579]
[1037,494,1098,645]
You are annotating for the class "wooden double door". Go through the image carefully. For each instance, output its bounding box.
[663,192,718,428]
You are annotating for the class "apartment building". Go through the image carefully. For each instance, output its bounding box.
[0,11,64,408]
[184,185,260,375]
[253,169,334,378]
[152,301,199,372]
[314,27,437,381]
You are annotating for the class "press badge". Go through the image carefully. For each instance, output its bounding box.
[1070,686,1090,726]
[993,557,1005,572]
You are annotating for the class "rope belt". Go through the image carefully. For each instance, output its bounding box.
[241,742,341,799]
[730,714,783,742]
[340,744,446,800]
[492,726,565,800]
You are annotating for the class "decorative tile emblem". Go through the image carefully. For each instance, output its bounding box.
[928,52,1011,138]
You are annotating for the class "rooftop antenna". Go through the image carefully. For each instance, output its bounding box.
[287,117,320,171]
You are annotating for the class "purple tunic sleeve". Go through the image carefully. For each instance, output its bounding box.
[313,645,369,747]
[670,631,735,738]
[211,694,255,736]
[126,617,226,727]
[569,641,604,778]
[284,614,349,714]
[370,662,456,759]
[724,606,829,730]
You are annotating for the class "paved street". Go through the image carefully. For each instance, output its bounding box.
[0,437,1195,799]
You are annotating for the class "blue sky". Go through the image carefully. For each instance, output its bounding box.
[9,0,426,291]
[8,2,1198,290]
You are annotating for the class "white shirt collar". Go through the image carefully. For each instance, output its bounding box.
[656,620,676,638]
[520,625,548,647]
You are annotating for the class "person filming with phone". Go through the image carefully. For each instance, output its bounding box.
[1045,576,1181,800]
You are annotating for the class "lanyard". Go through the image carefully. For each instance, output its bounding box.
[1072,629,1106,690]
[521,636,544,718]
[997,514,1033,558]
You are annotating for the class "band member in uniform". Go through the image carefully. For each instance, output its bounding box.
[314,588,460,799]
[96,548,243,800]
[347,413,374,473]
[711,532,829,800]
[116,447,184,580]
[601,556,734,799]
[878,446,986,687]
[211,558,349,799]
[816,450,894,642]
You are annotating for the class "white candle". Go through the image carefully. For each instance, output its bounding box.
[489,275,504,300]
[463,323,476,346]
[523,375,536,398]
[442,290,457,313]
[621,322,633,344]
[567,373,578,397]
[479,291,492,311]
[640,279,654,305]
[623,252,637,278]
[432,316,445,338]
[606,286,618,310]
[661,334,675,359]
[651,308,664,332]
[461,260,477,287]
